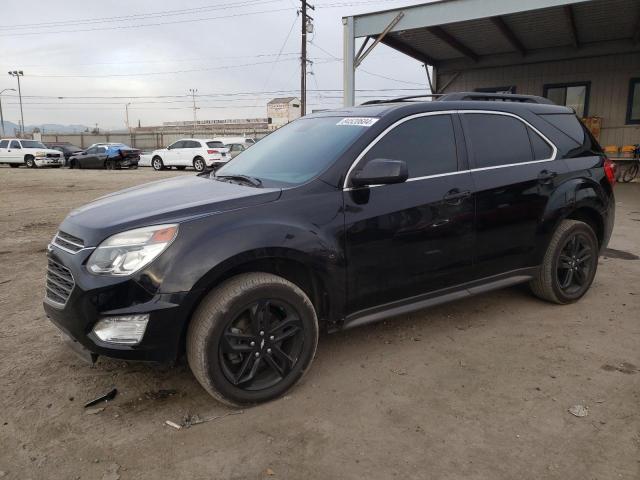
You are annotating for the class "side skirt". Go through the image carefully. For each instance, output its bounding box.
[340,268,538,331]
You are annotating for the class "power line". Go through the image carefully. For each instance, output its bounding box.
[261,12,300,92]
[0,0,285,31]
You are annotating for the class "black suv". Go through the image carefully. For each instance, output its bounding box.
[44,93,616,406]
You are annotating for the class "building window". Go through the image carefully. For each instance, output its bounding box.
[475,86,517,94]
[543,82,590,117]
[626,78,640,125]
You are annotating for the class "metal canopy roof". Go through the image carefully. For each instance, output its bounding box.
[342,0,640,104]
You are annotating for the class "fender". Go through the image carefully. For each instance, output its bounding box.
[535,166,611,264]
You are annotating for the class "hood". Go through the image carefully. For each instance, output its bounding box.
[37,148,62,155]
[60,175,281,246]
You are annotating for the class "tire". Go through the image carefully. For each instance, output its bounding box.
[621,162,639,183]
[529,219,599,304]
[176,166,186,171]
[25,156,36,168]
[193,157,206,172]
[187,272,319,406]
[9,164,19,168]
[152,156,164,171]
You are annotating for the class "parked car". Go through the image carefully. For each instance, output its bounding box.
[45,142,83,166]
[226,142,249,159]
[214,136,256,146]
[0,138,63,168]
[68,143,140,169]
[150,139,230,172]
[44,93,615,406]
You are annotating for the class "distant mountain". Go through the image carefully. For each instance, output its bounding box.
[0,120,90,135]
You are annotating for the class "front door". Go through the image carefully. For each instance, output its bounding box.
[343,113,475,316]
[459,111,568,278]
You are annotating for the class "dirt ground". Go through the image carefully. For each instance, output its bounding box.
[0,167,638,480]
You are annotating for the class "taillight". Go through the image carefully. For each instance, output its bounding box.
[603,157,616,186]
[207,149,219,154]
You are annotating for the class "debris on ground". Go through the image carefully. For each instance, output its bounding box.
[165,410,244,430]
[264,467,275,476]
[165,420,182,430]
[568,405,589,417]
[144,389,178,400]
[390,368,407,376]
[85,407,105,415]
[84,388,118,408]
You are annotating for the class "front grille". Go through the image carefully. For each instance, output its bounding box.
[53,231,85,253]
[45,258,75,306]
[46,153,61,158]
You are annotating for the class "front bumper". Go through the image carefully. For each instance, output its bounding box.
[35,157,62,167]
[43,245,193,362]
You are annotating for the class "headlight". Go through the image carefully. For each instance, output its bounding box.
[87,224,178,276]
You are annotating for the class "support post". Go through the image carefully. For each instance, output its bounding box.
[343,16,355,107]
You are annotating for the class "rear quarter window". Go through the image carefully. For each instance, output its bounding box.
[539,113,585,144]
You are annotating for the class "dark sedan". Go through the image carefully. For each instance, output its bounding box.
[45,143,83,166]
[68,143,140,169]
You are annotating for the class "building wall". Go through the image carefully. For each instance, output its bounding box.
[267,100,301,130]
[437,52,640,146]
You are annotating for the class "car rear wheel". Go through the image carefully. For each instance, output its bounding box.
[529,219,599,304]
[193,157,205,172]
[152,157,164,171]
[187,272,319,406]
[25,156,36,168]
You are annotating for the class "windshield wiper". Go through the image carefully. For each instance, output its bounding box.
[215,174,263,187]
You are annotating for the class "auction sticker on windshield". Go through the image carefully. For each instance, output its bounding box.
[337,117,379,127]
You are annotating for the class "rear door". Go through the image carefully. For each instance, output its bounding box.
[343,112,475,315]
[183,140,202,166]
[460,111,567,278]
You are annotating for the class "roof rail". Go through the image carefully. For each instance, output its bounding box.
[437,92,554,105]
[361,94,443,105]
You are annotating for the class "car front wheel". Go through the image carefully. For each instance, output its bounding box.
[187,272,319,406]
[25,156,36,168]
[530,219,599,304]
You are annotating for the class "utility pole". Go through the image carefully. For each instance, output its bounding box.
[189,88,198,137]
[300,0,314,116]
[0,88,16,137]
[8,71,24,136]
[125,102,131,132]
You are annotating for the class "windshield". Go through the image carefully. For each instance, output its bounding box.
[216,116,371,185]
[21,141,46,149]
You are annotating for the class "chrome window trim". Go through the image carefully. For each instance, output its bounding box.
[342,109,558,190]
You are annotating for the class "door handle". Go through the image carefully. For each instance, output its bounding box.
[538,170,557,183]
[443,189,472,203]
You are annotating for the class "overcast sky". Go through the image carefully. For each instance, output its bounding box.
[1,0,431,130]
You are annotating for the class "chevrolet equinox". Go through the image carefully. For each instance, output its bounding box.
[44,93,616,406]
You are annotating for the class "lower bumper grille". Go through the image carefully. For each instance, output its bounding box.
[45,258,75,307]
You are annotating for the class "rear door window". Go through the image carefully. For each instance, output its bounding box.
[185,140,201,148]
[0,140,8,148]
[361,114,459,178]
[462,113,532,168]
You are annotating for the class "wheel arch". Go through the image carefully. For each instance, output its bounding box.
[176,248,335,356]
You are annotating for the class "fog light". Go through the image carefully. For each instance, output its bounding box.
[92,314,149,345]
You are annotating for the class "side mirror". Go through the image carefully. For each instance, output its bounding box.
[351,158,408,187]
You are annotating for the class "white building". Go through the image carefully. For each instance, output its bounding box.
[267,97,301,130]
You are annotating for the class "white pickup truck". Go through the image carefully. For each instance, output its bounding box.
[0,138,63,168]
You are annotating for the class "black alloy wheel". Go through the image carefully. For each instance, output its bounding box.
[187,272,319,406]
[556,232,594,296]
[219,299,305,391]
